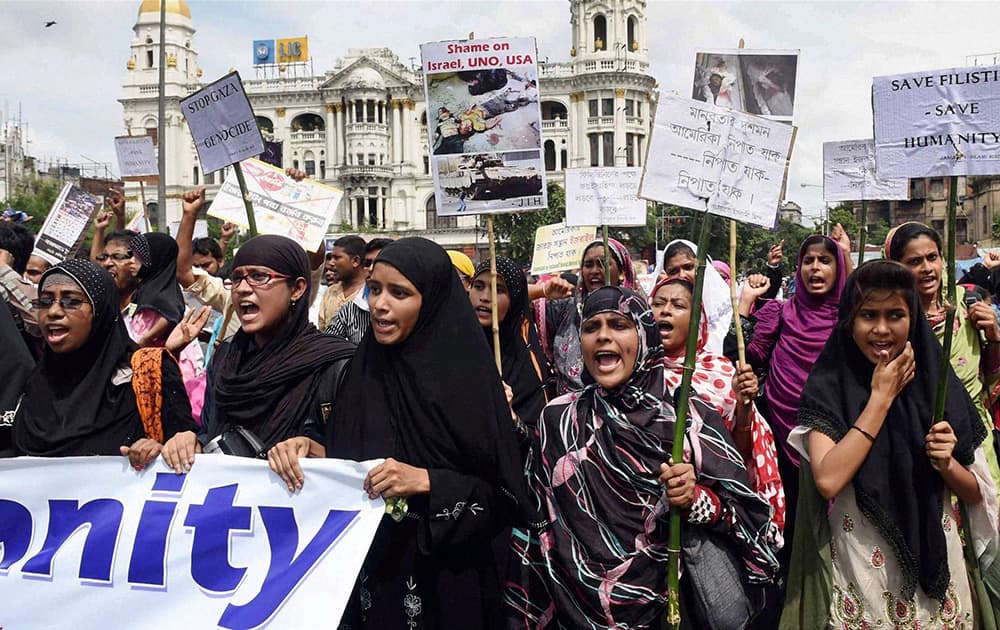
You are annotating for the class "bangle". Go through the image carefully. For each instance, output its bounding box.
[851,425,876,443]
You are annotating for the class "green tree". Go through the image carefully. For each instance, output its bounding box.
[827,204,859,241]
[2,178,61,236]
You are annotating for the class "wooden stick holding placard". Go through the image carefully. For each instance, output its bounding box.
[137,180,152,233]
[857,200,868,266]
[729,38,747,363]
[665,210,712,628]
[933,177,959,422]
[487,215,502,373]
[232,162,259,237]
[602,224,611,285]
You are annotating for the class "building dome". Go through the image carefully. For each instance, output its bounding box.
[345,66,385,90]
[137,0,191,18]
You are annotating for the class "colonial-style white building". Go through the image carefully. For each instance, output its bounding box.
[120,0,656,251]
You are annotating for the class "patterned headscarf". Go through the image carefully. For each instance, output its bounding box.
[509,286,778,628]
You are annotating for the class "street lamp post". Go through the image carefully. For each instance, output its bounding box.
[800,183,829,235]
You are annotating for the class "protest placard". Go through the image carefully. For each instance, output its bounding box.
[565,168,646,227]
[692,50,799,120]
[873,65,1000,178]
[209,158,342,252]
[181,71,264,174]
[0,456,382,630]
[823,139,909,202]
[168,218,209,240]
[421,36,547,216]
[33,183,102,265]
[639,95,794,228]
[114,135,158,181]
[530,222,596,276]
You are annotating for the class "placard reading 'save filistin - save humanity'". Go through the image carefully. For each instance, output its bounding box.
[873,65,1000,178]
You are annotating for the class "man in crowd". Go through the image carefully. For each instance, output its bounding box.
[23,254,51,285]
[318,235,366,330]
[0,222,40,355]
[326,237,392,344]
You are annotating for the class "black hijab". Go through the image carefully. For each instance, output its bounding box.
[798,260,985,601]
[473,256,548,426]
[210,235,355,450]
[130,232,185,323]
[14,260,142,456]
[328,237,537,525]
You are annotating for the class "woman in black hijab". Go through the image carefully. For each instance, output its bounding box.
[0,302,35,457]
[469,256,549,433]
[127,232,185,347]
[10,259,194,459]
[162,235,354,472]
[328,237,538,630]
[782,260,998,627]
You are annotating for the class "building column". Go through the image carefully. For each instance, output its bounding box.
[324,103,335,170]
[574,92,587,167]
[613,87,626,166]
[334,103,344,166]
[391,99,402,163]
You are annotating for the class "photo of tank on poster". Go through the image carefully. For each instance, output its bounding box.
[421,36,547,215]
[434,151,545,215]
[692,50,799,120]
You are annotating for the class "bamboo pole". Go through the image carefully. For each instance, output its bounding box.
[232,161,259,237]
[487,214,502,373]
[602,224,611,285]
[933,176,958,422]
[729,220,746,363]
[857,200,868,266]
[666,211,712,628]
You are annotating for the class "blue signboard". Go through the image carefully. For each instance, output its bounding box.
[253,40,275,65]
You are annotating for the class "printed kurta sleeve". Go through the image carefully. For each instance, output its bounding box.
[160,354,197,439]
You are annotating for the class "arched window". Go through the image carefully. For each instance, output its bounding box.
[290,113,325,132]
[541,101,568,120]
[425,195,457,229]
[628,16,639,51]
[593,15,607,50]
[255,116,274,133]
[544,140,556,171]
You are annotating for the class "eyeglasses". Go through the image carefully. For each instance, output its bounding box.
[95,251,133,262]
[31,296,89,311]
[224,270,292,289]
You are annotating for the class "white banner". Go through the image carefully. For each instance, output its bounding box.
[209,158,343,252]
[33,183,102,265]
[529,222,596,276]
[873,65,1000,178]
[421,36,546,216]
[114,135,158,180]
[640,95,794,228]
[565,168,646,227]
[823,139,909,202]
[0,455,383,629]
[181,71,265,174]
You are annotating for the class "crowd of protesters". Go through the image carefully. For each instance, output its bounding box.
[2,169,999,628]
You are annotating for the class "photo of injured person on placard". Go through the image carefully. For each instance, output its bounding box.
[428,68,541,156]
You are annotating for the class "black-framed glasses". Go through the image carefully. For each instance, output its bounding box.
[31,296,89,311]
[224,271,292,289]
[95,251,134,262]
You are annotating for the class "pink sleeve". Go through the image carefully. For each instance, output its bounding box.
[125,308,160,344]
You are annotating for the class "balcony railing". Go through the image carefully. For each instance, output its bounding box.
[346,122,389,135]
[289,130,326,143]
[541,119,569,130]
[338,164,394,179]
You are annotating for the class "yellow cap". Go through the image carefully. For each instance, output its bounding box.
[446,250,475,277]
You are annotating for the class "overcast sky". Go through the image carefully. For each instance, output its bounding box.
[2,0,999,224]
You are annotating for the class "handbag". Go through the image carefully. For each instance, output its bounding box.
[681,525,762,630]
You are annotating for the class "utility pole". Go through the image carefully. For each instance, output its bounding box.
[156,0,167,231]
